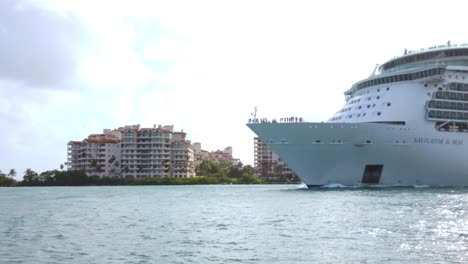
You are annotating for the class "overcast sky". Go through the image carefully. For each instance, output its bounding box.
[1,0,467,178]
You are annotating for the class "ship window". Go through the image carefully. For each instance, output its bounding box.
[377,96,380,99]
[387,103,391,107]
[367,105,370,108]
[386,87,390,91]
[363,113,366,116]
[377,112,382,116]
[372,104,376,107]
[377,89,380,92]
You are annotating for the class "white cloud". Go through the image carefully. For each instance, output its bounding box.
[3,0,468,176]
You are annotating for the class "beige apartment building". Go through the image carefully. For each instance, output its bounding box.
[67,124,195,178]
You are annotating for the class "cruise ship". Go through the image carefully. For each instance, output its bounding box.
[248,43,468,187]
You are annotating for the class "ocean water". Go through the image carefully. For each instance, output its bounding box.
[1,185,468,264]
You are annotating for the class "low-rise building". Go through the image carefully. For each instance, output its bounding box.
[192,143,240,165]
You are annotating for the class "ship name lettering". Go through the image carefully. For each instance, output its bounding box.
[413,137,443,144]
[413,137,463,145]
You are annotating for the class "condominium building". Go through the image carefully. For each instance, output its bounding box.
[253,137,299,182]
[119,124,195,178]
[67,124,195,178]
[67,130,121,178]
[172,132,196,178]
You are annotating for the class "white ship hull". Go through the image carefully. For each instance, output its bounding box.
[248,122,468,187]
[249,44,468,187]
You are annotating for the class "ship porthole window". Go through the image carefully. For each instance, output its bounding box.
[377,89,380,92]
[387,103,391,107]
[367,105,370,108]
[363,113,366,116]
[358,106,362,109]
[386,87,390,91]
[377,96,380,99]
[377,112,381,116]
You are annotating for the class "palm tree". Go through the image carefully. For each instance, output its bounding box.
[8,169,16,179]
[23,168,38,183]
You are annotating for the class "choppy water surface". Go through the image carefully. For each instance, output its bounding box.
[1,185,468,263]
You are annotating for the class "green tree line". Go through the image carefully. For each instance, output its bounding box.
[0,169,17,187]
[1,159,264,187]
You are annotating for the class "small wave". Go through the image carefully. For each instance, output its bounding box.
[413,185,430,188]
[321,184,349,188]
